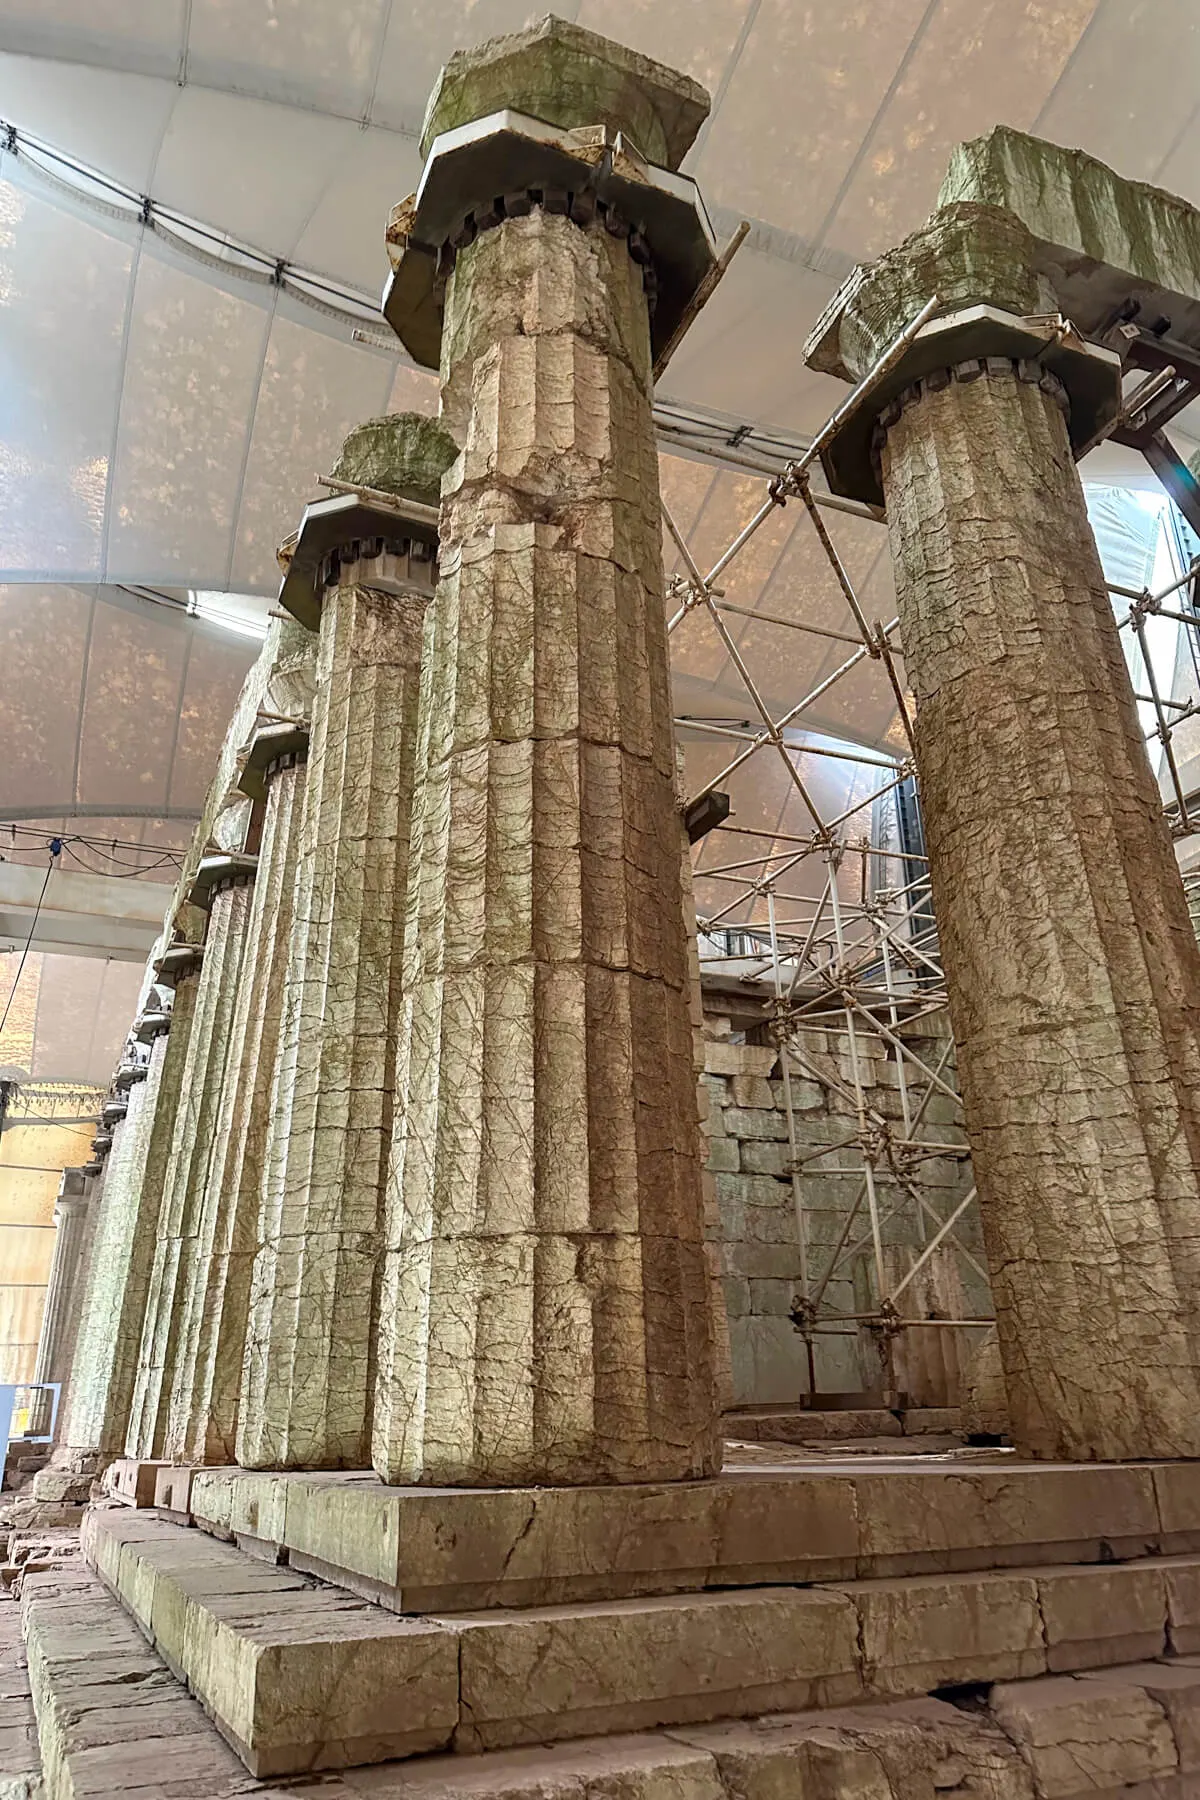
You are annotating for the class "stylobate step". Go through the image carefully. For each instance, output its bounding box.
[82,1503,1200,1779]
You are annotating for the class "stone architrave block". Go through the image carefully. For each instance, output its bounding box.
[449,1587,862,1752]
[1035,1563,1167,1671]
[989,1675,1178,1798]
[829,1569,1046,1695]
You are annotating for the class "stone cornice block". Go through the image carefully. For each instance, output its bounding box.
[420,15,710,170]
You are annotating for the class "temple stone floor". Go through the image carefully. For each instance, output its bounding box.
[16,1437,1200,1798]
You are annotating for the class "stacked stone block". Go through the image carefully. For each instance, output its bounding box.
[698,1002,985,1406]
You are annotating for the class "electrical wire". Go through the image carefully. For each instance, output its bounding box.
[0,842,60,1038]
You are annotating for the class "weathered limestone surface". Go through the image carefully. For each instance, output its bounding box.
[185,1458,1175,1612]
[87,1513,456,1777]
[451,1587,861,1752]
[881,360,1200,1460]
[418,15,710,166]
[991,1674,1178,1795]
[34,1545,1200,1800]
[0,1582,41,1800]
[22,1565,253,1800]
[374,28,719,1487]
[940,124,1200,343]
[30,1169,93,1435]
[239,414,456,1472]
[62,1003,193,1462]
[810,196,1200,1461]
[671,1702,1036,1800]
[163,652,315,1466]
[126,882,253,1461]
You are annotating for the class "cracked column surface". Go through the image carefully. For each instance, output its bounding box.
[126,874,254,1461]
[237,413,456,1471]
[808,201,1200,1460]
[30,1171,93,1437]
[372,20,720,1486]
[164,724,314,1465]
[63,985,196,1462]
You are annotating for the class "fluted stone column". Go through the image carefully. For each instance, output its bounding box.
[164,726,311,1464]
[127,871,254,1459]
[807,198,1200,1460]
[373,21,720,1485]
[237,413,456,1470]
[61,989,194,1462]
[30,1170,92,1436]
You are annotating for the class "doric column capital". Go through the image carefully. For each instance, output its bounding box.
[803,203,1121,507]
[383,18,717,375]
[134,1008,171,1045]
[154,942,204,989]
[237,720,310,803]
[187,851,259,912]
[276,412,457,631]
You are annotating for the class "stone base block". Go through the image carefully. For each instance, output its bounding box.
[22,1564,260,1800]
[449,1587,861,1753]
[25,1572,1200,1800]
[101,1459,167,1509]
[834,1567,1046,1693]
[1038,1563,1169,1671]
[724,1407,904,1442]
[83,1508,457,1775]
[152,1464,198,1524]
[0,1588,40,1799]
[991,1674,1178,1795]
[27,1470,93,1507]
[82,1508,866,1768]
[85,1499,1200,1779]
[185,1459,1181,1612]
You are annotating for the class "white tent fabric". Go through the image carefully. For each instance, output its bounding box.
[0,0,1198,971]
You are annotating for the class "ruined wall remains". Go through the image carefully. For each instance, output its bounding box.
[697,990,988,1408]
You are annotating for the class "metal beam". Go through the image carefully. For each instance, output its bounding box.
[0,862,171,964]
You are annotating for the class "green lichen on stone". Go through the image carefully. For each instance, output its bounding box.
[941,125,1200,311]
[807,203,1054,383]
[420,14,709,172]
[331,412,458,509]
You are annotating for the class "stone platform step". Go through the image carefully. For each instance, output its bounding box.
[83,1501,1200,1779]
[24,1558,1200,1800]
[179,1457,1200,1612]
[724,1404,964,1442]
[0,1592,41,1799]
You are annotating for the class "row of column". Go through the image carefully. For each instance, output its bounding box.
[48,19,724,1489]
[51,20,1200,1478]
